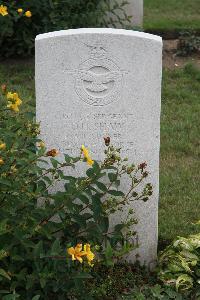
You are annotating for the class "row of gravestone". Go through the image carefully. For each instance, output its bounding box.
[35,9,161,268]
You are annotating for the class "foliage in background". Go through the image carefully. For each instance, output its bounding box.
[177,31,200,56]
[0,0,131,58]
[87,264,185,299]
[158,225,200,299]
[0,86,151,299]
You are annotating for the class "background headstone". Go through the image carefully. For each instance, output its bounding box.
[130,0,143,26]
[36,28,162,266]
[108,0,143,27]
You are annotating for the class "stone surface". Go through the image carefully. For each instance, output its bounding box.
[36,28,162,266]
[109,0,143,27]
[131,0,143,26]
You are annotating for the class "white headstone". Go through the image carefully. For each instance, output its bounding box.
[130,0,143,26]
[36,28,162,266]
[109,0,143,27]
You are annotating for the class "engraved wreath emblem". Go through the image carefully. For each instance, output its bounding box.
[70,43,125,106]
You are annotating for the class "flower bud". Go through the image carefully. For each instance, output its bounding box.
[138,162,147,171]
[127,167,134,174]
[143,171,148,178]
[46,149,59,157]
[142,197,149,202]
[1,84,7,93]
[104,136,110,146]
[132,191,138,197]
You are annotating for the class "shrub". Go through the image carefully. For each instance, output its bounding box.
[0,0,131,58]
[0,86,152,299]
[87,264,185,299]
[158,230,200,298]
[177,31,200,56]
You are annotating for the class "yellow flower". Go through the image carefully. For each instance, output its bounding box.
[0,143,6,150]
[25,10,32,18]
[87,157,94,166]
[0,5,8,16]
[37,141,45,148]
[67,244,85,263]
[7,92,13,100]
[0,158,4,165]
[81,145,94,166]
[83,244,95,265]
[81,145,89,157]
[17,8,23,14]
[67,243,95,266]
[7,92,22,112]
[7,103,19,112]
[7,92,22,104]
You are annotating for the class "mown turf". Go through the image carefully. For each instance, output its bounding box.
[159,63,200,241]
[144,0,200,30]
[0,60,199,242]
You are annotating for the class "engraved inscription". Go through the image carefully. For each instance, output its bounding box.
[60,112,136,156]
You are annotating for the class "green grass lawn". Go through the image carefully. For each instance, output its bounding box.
[144,0,200,31]
[0,60,199,243]
[160,63,200,241]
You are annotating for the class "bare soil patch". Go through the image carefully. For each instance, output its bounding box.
[163,39,200,69]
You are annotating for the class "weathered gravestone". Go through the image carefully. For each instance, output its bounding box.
[36,28,162,266]
[109,0,143,27]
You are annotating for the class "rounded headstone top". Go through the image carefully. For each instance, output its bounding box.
[36,28,162,44]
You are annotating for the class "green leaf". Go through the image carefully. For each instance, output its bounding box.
[51,239,61,255]
[176,274,193,291]
[99,216,109,232]
[40,278,46,289]
[50,158,59,168]
[0,220,8,236]
[108,172,118,182]
[0,249,8,260]
[64,154,72,163]
[92,161,101,173]
[95,181,107,192]
[86,168,95,177]
[151,284,163,298]
[42,176,52,185]
[114,223,125,232]
[77,194,90,205]
[33,241,43,258]
[32,296,40,300]
[2,295,20,300]
[0,179,11,187]
[0,291,10,294]
[0,269,11,280]
[91,194,103,219]
[104,241,114,266]
[108,190,124,196]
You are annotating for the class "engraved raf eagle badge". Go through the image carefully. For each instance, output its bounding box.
[70,43,125,106]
